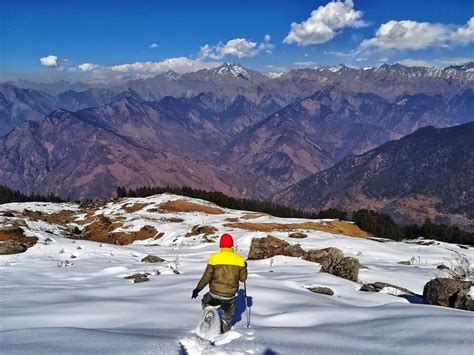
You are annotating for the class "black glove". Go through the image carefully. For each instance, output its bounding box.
[191,288,199,299]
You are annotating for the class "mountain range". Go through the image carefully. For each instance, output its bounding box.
[1,62,473,228]
[274,123,474,229]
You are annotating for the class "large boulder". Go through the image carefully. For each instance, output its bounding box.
[304,248,359,281]
[247,235,305,260]
[423,278,473,310]
[332,257,360,282]
[304,247,344,273]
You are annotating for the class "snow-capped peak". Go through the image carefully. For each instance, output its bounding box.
[214,63,249,78]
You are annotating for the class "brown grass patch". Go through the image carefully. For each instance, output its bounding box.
[22,209,76,224]
[185,225,218,237]
[241,213,267,220]
[123,203,150,213]
[224,220,368,238]
[159,200,223,215]
[109,225,157,245]
[225,217,239,222]
[81,216,123,243]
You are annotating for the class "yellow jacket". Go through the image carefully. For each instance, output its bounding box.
[196,248,247,298]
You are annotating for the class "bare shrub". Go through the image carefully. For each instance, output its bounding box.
[447,251,472,281]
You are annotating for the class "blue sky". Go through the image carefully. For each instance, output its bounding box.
[1,0,473,82]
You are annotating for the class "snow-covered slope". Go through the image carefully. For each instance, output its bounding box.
[1,194,473,354]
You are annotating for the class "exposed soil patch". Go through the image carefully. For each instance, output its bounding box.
[225,220,368,238]
[159,200,224,215]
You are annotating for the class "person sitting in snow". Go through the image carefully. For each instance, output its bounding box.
[192,233,247,333]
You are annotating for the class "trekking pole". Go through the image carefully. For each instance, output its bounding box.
[244,281,250,328]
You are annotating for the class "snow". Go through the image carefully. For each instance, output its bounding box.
[1,194,473,354]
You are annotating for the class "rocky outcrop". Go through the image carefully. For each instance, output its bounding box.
[247,235,305,260]
[423,278,473,311]
[308,286,334,296]
[247,236,359,281]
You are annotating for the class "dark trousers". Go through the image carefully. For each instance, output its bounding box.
[201,292,235,331]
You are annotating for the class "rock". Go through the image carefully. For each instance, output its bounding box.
[288,232,308,239]
[308,286,334,296]
[283,244,306,257]
[423,278,473,309]
[437,264,450,270]
[452,288,474,311]
[154,232,165,240]
[304,247,344,273]
[331,257,359,282]
[0,240,28,254]
[185,225,218,237]
[1,211,15,217]
[398,260,412,265]
[0,226,38,254]
[458,245,469,250]
[66,224,82,235]
[141,255,165,263]
[360,282,416,295]
[247,235,305,260]
[124,273,150,283]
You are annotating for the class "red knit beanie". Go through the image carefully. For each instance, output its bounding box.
[220,233,234,248]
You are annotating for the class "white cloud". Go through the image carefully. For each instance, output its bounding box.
[109,57,220,74]
[294,61,319,67]
[78,63,99,71]
[149,42,159,49]
[200,37,273,59]
[360,17,474,51]
[40,55,58,67]
[397,57,474,68]
[284,0,366,46]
